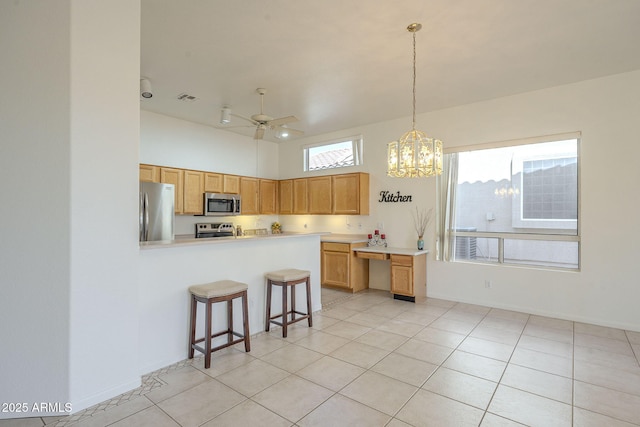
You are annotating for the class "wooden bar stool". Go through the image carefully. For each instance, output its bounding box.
[188,280,250,369]
[265,269,312,338]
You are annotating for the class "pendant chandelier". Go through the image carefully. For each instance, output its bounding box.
[387,23,443,178]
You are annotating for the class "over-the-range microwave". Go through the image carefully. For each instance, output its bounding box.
[203,193,241,216]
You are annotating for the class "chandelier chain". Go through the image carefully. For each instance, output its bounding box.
[412,30,417,131]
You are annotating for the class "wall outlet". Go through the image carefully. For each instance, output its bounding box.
[484,280,492,288]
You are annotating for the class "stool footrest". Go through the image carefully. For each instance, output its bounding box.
[193,329,245,345]
[192,336,245,356]
[269,310,309,319]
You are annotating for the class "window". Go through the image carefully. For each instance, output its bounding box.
[303,136,363,172]
[437,133,580,270]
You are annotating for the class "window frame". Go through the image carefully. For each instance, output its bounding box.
[439,132,581,271]
[303,135,363,172]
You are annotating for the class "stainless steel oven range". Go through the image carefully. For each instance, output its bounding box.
[195,223,235,238]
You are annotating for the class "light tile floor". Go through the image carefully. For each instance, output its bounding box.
[3,288,640,426]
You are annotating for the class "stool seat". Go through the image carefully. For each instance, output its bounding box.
[265,269,311,283]
[189,280,248,299]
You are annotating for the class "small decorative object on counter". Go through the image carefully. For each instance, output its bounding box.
[236,225,242,236]
[368,231,387,247]
[271,221,282,234]
[412,206,433,250]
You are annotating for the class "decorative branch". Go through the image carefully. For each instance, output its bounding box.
[412,206,433,238]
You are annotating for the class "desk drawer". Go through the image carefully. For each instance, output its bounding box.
[356,251,389,260]
[322,242,350,253]
[391,254,413,266]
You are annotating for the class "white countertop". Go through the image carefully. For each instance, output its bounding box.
[353,246,429,256]
[320,233,369,244]
[140,231,329,250]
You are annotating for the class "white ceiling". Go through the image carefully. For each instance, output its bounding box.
[140,0,640,142]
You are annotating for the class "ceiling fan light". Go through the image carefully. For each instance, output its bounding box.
[220,106,231,124]
[276,127,290,139]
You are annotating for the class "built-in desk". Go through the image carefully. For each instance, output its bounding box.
[353,247,428,302]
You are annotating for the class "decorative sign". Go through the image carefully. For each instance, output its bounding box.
[378,191,413,203]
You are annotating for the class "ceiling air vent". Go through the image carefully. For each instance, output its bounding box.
[177,93,198,102]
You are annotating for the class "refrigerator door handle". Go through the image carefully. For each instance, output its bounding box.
[139,192,145,241]
[143,193,150,241]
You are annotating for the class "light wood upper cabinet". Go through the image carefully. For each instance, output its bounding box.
[240,177,259,215]
[223,175,240,194]
[160,167,184,214]
[259,179,278,215]
[333,173,370,215]
[279,178,307,214]
[204,172,223,193]
[141,164,369,217]
[307,176,332,214]
[183,170,204,215]
[279,180,293,214]
[293,178,308,214]
[139,164,159,182]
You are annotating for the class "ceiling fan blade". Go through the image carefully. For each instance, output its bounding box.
[268,115,298,127]
[215,125,254,130]
[254,126,265,140]
[231,113,258,125]
[285,128,304,136]
[274,125,304,137]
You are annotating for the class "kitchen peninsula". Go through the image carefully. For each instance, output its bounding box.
[138,231,324,374]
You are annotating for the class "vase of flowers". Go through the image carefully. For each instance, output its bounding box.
[412,207,433,251]
[271,221,281,234]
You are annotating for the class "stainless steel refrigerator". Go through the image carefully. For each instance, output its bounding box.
[139,182,175,242]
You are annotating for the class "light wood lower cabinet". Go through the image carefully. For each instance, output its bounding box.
[353,249,427,301]
[390,253,427,299]
[321,242,368,292]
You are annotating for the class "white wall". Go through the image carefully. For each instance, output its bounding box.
[278,71,640,332]
[0,0,141,418]
[0,1,72,414]
[69,0,141,411]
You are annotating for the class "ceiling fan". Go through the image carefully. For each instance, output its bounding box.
[230,88,304,140]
